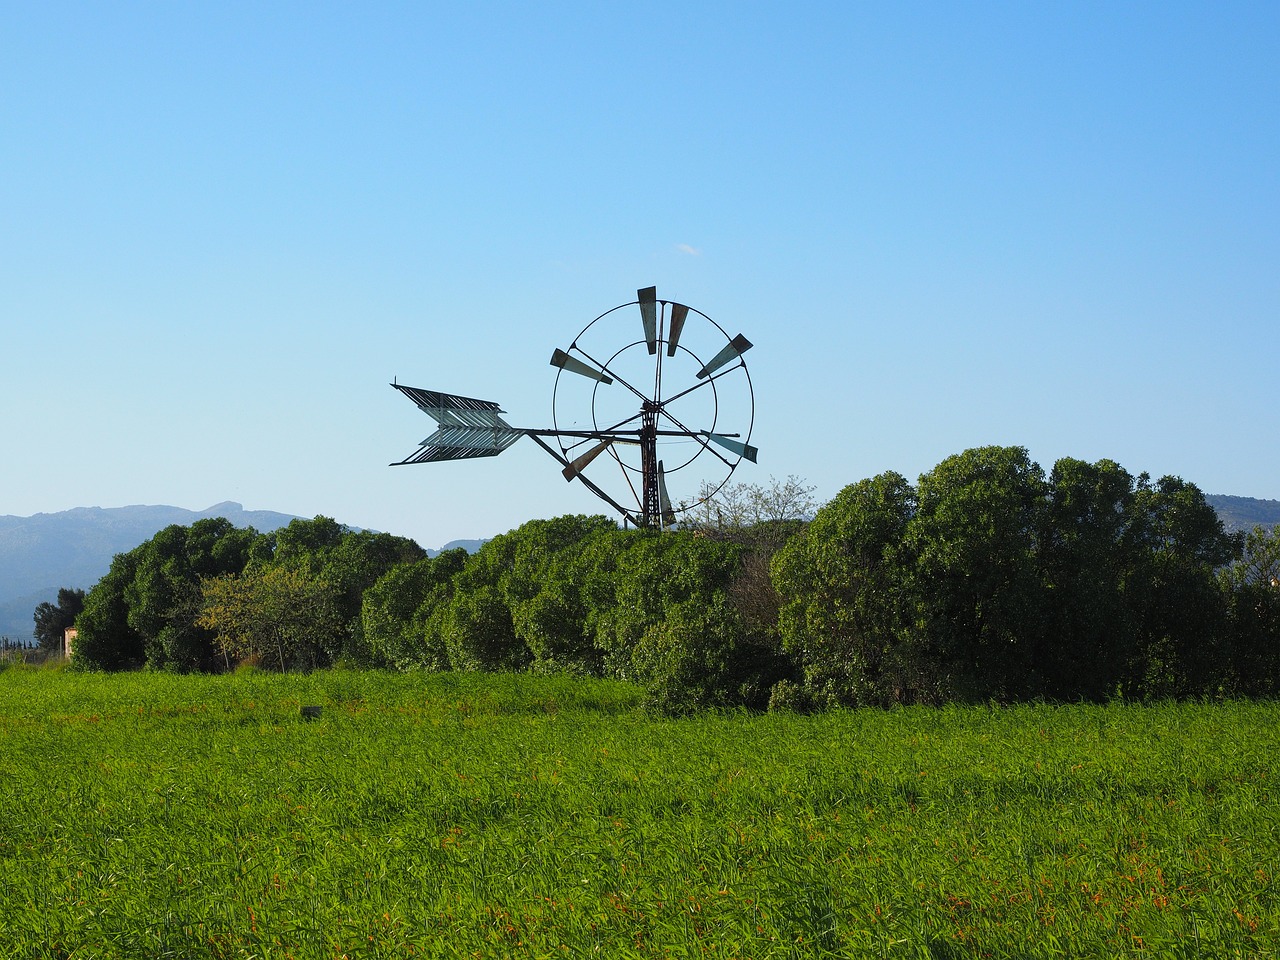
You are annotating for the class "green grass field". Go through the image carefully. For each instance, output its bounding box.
[1,667,1276,958]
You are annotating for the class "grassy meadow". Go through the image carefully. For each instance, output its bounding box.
[0,667,1277,958]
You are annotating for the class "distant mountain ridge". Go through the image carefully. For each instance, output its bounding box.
[0,502,301,596]
[1203,495,1280,534]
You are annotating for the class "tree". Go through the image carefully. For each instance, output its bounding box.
[772,471,917,707]
[590,529,786,710]
[362,549,468,669]
[630,594,754,713]
[502,516,618,675]
[1037,458,1142,700]
[124,519,256,671]
[684,474,818,531]
[683,476,816,671]
[1219,525,1280,696]
[33,588,85,653]
[444,582,524,671]
[269,515,347,563]
[199,566,342,671]
[1123,474,1240,697]
[260,518,426,665]
[906,446,1047,702]
[1226,523,1280,589]
[73,549,146,670]
[440,532,524,671]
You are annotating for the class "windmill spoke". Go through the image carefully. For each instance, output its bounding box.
[655,363,740,410]
[651,403,704,449]
[568,344,652,405]
[591,409,647,441]
[558,409,646,456]
[693,435,738,470]
[617,450,643,513]
[525,434,639,520]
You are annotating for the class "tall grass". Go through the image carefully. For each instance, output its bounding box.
[1,669,1276,957]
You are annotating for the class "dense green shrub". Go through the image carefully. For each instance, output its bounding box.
[362,549,467,669]
[773,447,1251,707]
[773,471,918,707]
[1219,524,1280,696]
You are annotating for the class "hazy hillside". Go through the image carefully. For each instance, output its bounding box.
[436,539,486,555]
[1204,495,1280,534]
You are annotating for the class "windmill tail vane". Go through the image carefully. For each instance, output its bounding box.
[388,384,523,464]
[389,286,756,529]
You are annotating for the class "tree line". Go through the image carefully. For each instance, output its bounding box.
[61,447,1280,710]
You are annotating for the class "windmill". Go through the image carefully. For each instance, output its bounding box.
[391,286,756,529]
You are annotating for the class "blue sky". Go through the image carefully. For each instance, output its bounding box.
[3,2,1277,549]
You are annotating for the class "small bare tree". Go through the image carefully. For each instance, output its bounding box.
[680,475,820,653]
[682,474,818,532]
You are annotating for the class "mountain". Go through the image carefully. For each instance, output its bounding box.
[436,539,486,555]
[1204,495,1280,534]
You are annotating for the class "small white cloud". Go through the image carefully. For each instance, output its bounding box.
[676,243,701,256]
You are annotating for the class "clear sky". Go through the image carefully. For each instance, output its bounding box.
[3,2,1277,549]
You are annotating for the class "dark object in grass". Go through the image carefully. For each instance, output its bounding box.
[301,705,322,720]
